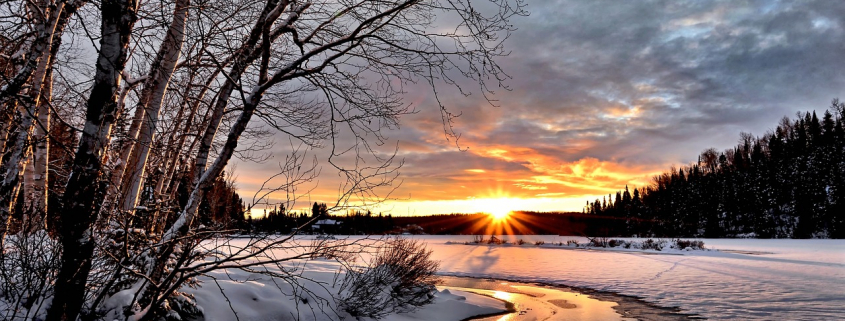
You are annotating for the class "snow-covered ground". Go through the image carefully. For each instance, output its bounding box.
[187,259,505,321]
[182,238,508,321]
[414,235,845,320]
[186,236,843,320]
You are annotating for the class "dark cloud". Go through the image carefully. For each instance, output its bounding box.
[429,0,845,156]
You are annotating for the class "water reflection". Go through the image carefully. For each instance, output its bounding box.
[492,290,512,301]
[439,277,635,321]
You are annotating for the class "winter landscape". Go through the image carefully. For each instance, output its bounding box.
[2,0,845,320]
[178,236,845,321]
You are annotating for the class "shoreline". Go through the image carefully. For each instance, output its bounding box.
[440,275,702,320]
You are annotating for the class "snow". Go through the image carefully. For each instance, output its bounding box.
[412,236,845,320]
[185,258,506,321]
[6,235,830,320]
[173,235,844,320]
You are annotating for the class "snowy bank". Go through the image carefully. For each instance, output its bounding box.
[185,259,506,321]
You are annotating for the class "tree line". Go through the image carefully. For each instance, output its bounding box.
[587,102,845,238]
[248,204,398,235]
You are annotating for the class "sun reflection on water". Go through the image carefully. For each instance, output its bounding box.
[492,290,512,301]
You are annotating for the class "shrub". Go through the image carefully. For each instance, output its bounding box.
[607,239,627,248]
[640,238,667,251]
[487,235,505,245]
[516,239,526,245]
[534,241,545,246]
[566,239,579,247]
[674,239,705,250]
[472,235,485,244]
[0,230,61,319]
[339,238,439,318]
[587,236,612,247]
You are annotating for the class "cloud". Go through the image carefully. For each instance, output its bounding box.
[238,0,845,213]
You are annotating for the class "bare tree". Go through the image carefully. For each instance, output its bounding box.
[0,0,526,320]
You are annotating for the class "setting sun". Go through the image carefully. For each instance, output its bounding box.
[488,208,511,220]
[470,197,515,220]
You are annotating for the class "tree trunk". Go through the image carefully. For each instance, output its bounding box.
[152,81,192,197]
[97,75,145,219]
[0,102,34,247]
[0,101,15,156]
[25,51,60,233]
[159,72,221,198]
[139,94,261,319]
[189,0,293,186]
[0,1,63,103]
[190,81,234,185]
[1,1,66,245]
[120,0,190,213]
[46,0,137,319]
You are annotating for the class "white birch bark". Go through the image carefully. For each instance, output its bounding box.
[1,1,65,240]
[27,66,52,231]
[46,0,137,318]
[98,73,145,217]
[119,0,191,212]
[0,1,61,102]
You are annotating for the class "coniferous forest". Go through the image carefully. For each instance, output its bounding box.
[586,101,845,238]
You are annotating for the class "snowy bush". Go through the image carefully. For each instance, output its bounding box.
[639,238,667,251]
[487,235,505,245]
[673,239,705,250]
[338,238,439,318]
[0,230,60,320]
[587,237,627,248]
[607,239,627,248]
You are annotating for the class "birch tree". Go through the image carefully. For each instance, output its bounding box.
[46,0,138,319]
[0,0,526,320]
[0,0,83,243]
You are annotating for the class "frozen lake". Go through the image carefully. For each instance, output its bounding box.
[188,235,843,320]
[402,236,845,320]
[439,275,690,321]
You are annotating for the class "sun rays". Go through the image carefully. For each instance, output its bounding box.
[488,208,511,221]
[470,196,515,221]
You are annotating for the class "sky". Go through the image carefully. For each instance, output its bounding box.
[235,0,845,216]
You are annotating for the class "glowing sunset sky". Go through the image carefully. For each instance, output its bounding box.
[235,0,845,216]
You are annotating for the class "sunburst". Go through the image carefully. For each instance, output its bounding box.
[488,208,511,221]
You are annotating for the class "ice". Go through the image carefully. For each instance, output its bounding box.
[408,236,845,320]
